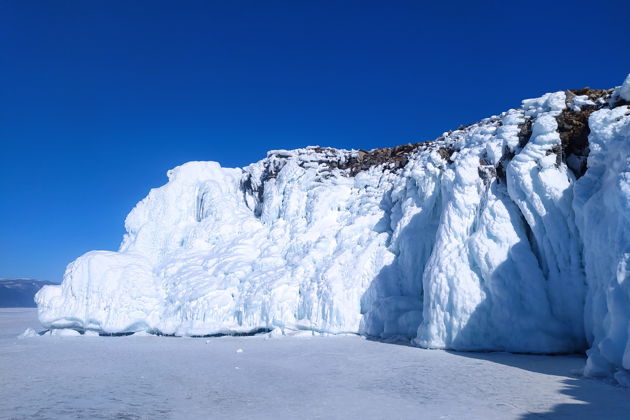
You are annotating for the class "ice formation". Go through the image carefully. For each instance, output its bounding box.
[37,75,630,381]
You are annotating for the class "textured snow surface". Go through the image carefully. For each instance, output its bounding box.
[37,76,630,380]
[3,309,630,420]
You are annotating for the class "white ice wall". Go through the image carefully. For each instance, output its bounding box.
[36,76,630,381]
[574,105,630,379]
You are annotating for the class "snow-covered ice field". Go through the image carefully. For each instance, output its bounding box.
[1,309,629,420]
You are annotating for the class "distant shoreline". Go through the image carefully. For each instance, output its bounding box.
[0,278,57,308]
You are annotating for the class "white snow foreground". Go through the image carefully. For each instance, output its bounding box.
[37,75,630,381]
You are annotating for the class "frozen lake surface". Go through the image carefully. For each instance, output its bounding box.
[1,308,629,420]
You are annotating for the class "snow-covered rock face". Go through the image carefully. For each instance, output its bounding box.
[37,75,630,381]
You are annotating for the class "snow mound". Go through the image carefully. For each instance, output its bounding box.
[17,328,38,339]
[37,75,630,381]
[50,329,81,337]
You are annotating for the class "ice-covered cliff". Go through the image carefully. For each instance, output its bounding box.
[37,75,630,382]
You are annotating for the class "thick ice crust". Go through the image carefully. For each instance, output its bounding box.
[37,76,630,380]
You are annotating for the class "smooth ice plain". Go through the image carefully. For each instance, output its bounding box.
[1,308,629,420]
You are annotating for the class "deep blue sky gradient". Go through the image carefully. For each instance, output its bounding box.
[1,0,629,281]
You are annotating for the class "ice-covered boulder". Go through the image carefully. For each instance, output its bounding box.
[37,74,630,382]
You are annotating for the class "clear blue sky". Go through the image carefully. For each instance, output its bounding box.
[1,0,629,282]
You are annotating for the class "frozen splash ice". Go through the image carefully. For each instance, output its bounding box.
[36,75,630,381]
